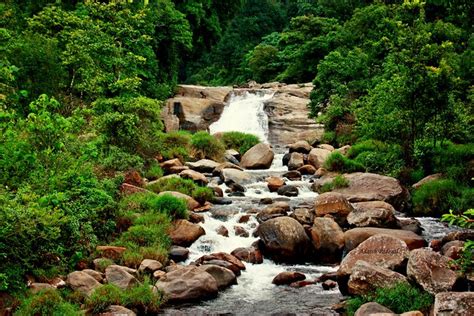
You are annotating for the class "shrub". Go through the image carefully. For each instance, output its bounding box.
[346,283,433,315]
[324,151,364,173]
[412,179,474,216]
[144,161,163,180]
[147,177,196,197]
[220,131,260,155]
[85,284,124,313]
[15,289,80,316]
[190,131,225,161]
[319,175,350,193]
[192,186,214,205]
[152,193,189,219]
[155,131,191,161]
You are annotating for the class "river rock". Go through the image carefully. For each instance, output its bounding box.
[407,248,458,295]
[288,152,305,170]
[257,216,311,262]
[308,148,331,168]
[354,302,394,316]
[198,264,237,290]
[397,217,423,234]
[234,225,249,237]
[179,169,208,185]
[195,253,245,275]
[322,280,337,290]
[442,230,474,243]
[441,240,464,259]
[314,192,354,226]
[221,168,253,186]
[347,201,398,228]
[291,208,314,226]
[272,272,306,285]
[282,170,302,180]
[216,225,229,237]
[213,162,243,177]
[155,265,218,303]
[185,159,220,173]
[160,158,183,173]
[105,265,138,290]
[348,260,408,295]
[103,305,137,316]
[277,185,299,197]
[266,176,285,192]
[169,219,205,247]
[158,191,200,210]
[310,217,344,263]
[231,246,263,264]
[412,173,443,189]
[257,202,290,223]
[318,144,335,151]
[66,271,101,295]
[169,246,189,262]
[434,292,474,316]
[138,259,163,274]
[288,140,312,154]
[241,143,274,169]
[344,227,426,251]
[297,164,317,175]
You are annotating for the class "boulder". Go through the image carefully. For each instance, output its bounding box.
[195,253,245,275]
[168,219,205,247]
[277,185,299,197]
[347,201,398,228]
[256,202,290,223]
[213,162,243,177]
[291,208,314,226]
[317,144,335,151]
[105,265,138,290]
[169,246,189,262]
[221,168,253,186]
[308,148,331,168]
[344,227,426,252]
[257,216,311,262]
[82,269,104,283]
[288,140,312,154]
[434,292,474,316]
[336,145,351,156]
[179,169,208,185]
[158,191,199,210]
[288,152,305,170]
[198,264,237,290]
[442,230,474,244]
[314,192,354,226]
[66,271,101,295]
[185,159,220,173]
[160,159,183,173]
[310,217,344,263]
[407,248,458,295]
[354,302,394,316]
[348,260,408,295]
[412,173,443,189]
[96,246,126,260]
[138,259,163,274]
[225,149,241,161]
[266,176,285,192]
[397,217,423,234]
[322,280,337,290]
[297,164,317,175]
[231,247,263,264]
[240,143,274,169]
[441,240,464,260]
[155,266,218,303]
[282,170,302,180]
[188,212,205,224]
[272,272,306,285]
[103,305,137,316]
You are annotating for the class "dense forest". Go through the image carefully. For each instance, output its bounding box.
[0,0,473,314]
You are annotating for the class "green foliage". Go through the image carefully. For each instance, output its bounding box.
[15,289,80,316]
[323,152,364,173]
[146,177,213,205]
[152,193,188,220]
[346,282,434,315]
[156,131,191,161]
[190,131,225,161]
[441,209,474,229]
[220,131,260,155]
[319,175,350,193]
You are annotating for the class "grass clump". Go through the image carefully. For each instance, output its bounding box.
[346,283,433,315]
[15,289,80,316]
[319,175,350,193]
[190,131,225,161]
[146,177,214,206]
[220,131,260,155]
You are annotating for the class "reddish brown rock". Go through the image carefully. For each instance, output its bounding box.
[266,176,285,193]
[231,247,263,264]
[434,292,474,316]
[233,225,249,237]
[288,152,305,170]
[348,201,398,228]
[272,272,306,285]
[310,217,344,263]
[179,169,208,185]
[344,227,426,251]
[322,280,337,290]
[216,225,229,237]
[256,201,290,223]
[314,192,354,225]
[169,219,205,247]
[297,164,317,175]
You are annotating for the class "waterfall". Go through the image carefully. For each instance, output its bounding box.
[209,91,273,143]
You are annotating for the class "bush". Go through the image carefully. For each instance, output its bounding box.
[15,289,80,316]
[324,151,364,173]
[144,161,163,180]
[220,131,260,155]
[190,131,225,161]
[346,283,433,315]
[412,179,474,216]
[85,284,124,313]
[146,177,213,206]
[156,131,191,161]
[192,186,214,205]
[152,193,189,219]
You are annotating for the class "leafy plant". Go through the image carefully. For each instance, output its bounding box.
[190,131,225,161]
[220,131,260,155]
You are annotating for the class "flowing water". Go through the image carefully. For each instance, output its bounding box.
[163,91,457,316]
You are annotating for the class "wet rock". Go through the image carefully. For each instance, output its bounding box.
[442,230,474,243]
[195,253,245,276]
[348,260,408,295]
[228,191,245,197]
[234,225,249,237]
[185,159,220,173]
[272,272,306,285]
[407,248,458,295]
[434,292,474,316]
[225,149,241,161]
[257,202,290,223]
[66,271,101,295]
[82,269,104,283]
[412,173,443,189]
[198,265,237,290]
[138,259,163,274]
[322,280,337,290]
[308,148,331,168]
[105,265,138,290]
[266,176,285,192]
[96,246,126,260]
[282,153,291,166]
[310,217,344,263]
[210,208,239,220]
[241,143,274,169]
[155,266,218,303]
[212,186,224,197]
[179,169,208,185]
[314,192,354,226]
[397,217,423,234]
[102,305,136,316]
[277,185,299,197]
[231,246,263,264]
[216,225,229,237]
[354,302,393,316]
[297,164,317,175]
[260,197,273,204]
[344,227,426,252]
[282,170,302,180]
[347,201,398,228]
[213,162,243,177]
[291,208,314,226]
[441,240,464,260]
[213,197,233,205]
[288,152,305,170]
[221,168,253,186]
[199,259,241,276]
[238,214,251,223]
[288,140,312,154]
[169,219,205,247]
[158,191,200,210]
[169,246,189,262]
[257,216,311,263]
[290,280,316,288]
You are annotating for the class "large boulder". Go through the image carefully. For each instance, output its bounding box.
[195,252,246,276]
[331,173,409,212]
[308,148,331,168]
[66,271,101,295]
[347,201,398,228]
[105,265,138,290]
[179,169,208,185]
[168,219,205,247]
[338,235,409,294]
[288,152,305,170]
[310,217,344,263]
[434,292,474,316]
[155,266,218,303]
[169,246,189,262]
[297,164,317,175]
[240,143,274,169]
[291,208,314,226]
[407,248,458,295]
[221,168,253,186]
[160,159,183,173]
[288,140,312,154]
[348,260,408,295]
[354,302,394,316]
[197,265,237,290]
[158,191,199,210]
[257,217,311,262]
[344,227,426,252]
[138,259,163,274]
[185,159,220,173]
[266,176,285,192]
[314,192,354,226]
[256,202,290,223]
